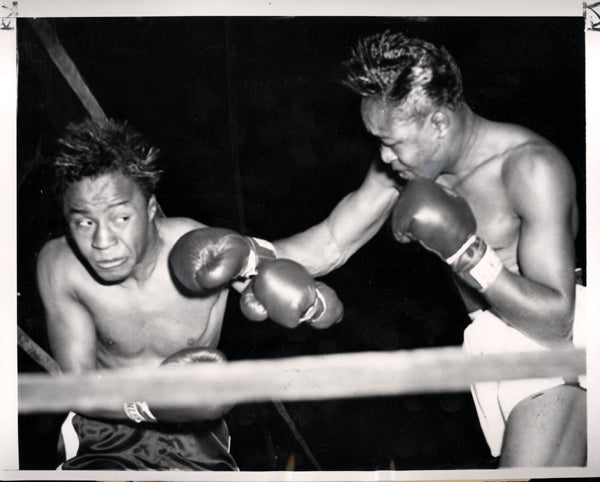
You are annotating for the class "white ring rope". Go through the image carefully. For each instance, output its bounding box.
[19,346,585,414]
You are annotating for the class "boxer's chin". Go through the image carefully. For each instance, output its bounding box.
[396,170,415,181]
[93,260,133,283]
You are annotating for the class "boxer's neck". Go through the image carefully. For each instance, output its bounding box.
[128,221,162,285]
[445,105,486,177]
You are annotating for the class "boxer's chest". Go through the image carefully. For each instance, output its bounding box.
[77,269,227,368]
[438,162,521,273]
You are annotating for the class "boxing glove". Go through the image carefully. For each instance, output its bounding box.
[161,346,227,366]
[239,259,344,329]
[169,227,276,293]
[123,348,230,423]
[391,178,502,291]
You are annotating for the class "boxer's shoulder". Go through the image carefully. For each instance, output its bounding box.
[501,140,575,196]
[461,121,573,198]
[37,236,86,290]
[156,216,208,246]
[484,122,569,174]
[364,159,402,192]
[38,236,77,268]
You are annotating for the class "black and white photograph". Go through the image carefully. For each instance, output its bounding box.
[2,0,599,480]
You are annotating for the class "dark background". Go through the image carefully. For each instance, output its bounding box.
[16,16,586,471]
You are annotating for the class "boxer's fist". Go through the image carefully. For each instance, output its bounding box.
[239,284,269,322]
[310,281,345,329]
[169,228,276,293]
[391,178,476,259]
[158,347,231,421]
[161,347,227,366]
[239,259,343,329]
[391,178,502,291]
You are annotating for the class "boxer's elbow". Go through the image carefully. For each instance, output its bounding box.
[553,306,576,343]
[499,291,575,346]
[541,295,576,345]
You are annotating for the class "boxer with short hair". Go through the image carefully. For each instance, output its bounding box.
[274,30,586,467]
[37,119,343,470]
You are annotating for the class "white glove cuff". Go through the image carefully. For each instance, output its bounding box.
[124,401,158,424]
[467,242,503,291]
[240,237,277,278]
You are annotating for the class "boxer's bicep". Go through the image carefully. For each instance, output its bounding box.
[509,155,577,313]
[275,164,399,276]
[327,168,399,250]
[36,244,97,374]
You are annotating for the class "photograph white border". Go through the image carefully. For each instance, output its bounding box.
[2,0,597,480]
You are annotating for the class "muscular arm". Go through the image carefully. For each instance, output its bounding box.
[482,151,578,346]
[37,240,98,375]
[274,161,400,277]
[37,241,126,419]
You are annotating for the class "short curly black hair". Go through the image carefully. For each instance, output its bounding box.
[343,30,463,116]
[53,118,162,199]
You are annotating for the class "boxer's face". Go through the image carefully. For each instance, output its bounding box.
[361,97,445,180]
[63,171,155,283]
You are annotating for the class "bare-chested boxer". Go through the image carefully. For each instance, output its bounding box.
[274,31,586,467]
[36,119,342,470]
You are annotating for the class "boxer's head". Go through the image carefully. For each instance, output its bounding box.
[54,119,163,282]
[54,119,162,200]
[343,31,464,180]
[343,30,463,118]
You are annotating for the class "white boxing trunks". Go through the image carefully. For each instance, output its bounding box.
[463,284,586,457]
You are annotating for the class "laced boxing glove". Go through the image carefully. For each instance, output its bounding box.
[122,347,230,423]
[239,259,344,329]
[169,227,276,293]
[391,178,503,291]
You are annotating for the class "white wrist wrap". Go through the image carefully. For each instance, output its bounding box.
[240,237,277,278]
[467,243,503,291]
[124,401,158,424]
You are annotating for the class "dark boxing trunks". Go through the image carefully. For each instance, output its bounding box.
[58,412,238,470]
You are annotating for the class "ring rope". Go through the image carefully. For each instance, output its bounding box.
[19,346,585,414]
[16,325,321,468]
[17,325,62,376]
[29,18,109,125]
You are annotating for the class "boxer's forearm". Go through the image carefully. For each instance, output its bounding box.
[274,221,351,277]
[479,269,576,347]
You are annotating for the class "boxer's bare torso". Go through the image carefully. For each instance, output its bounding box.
[38,219,227,371]
[435,119,578,312]
[37,172,228,375]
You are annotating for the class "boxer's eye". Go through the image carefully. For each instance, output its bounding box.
[74,219,94,229]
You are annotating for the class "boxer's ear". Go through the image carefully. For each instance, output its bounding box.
[431,111,450,138]
[147,195,158,220]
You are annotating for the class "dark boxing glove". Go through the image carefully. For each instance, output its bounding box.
[169,227,276,293]
[161,346,227,365]
[391,178,503,291]
[122,347,230,424]
[239,259,344,329]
